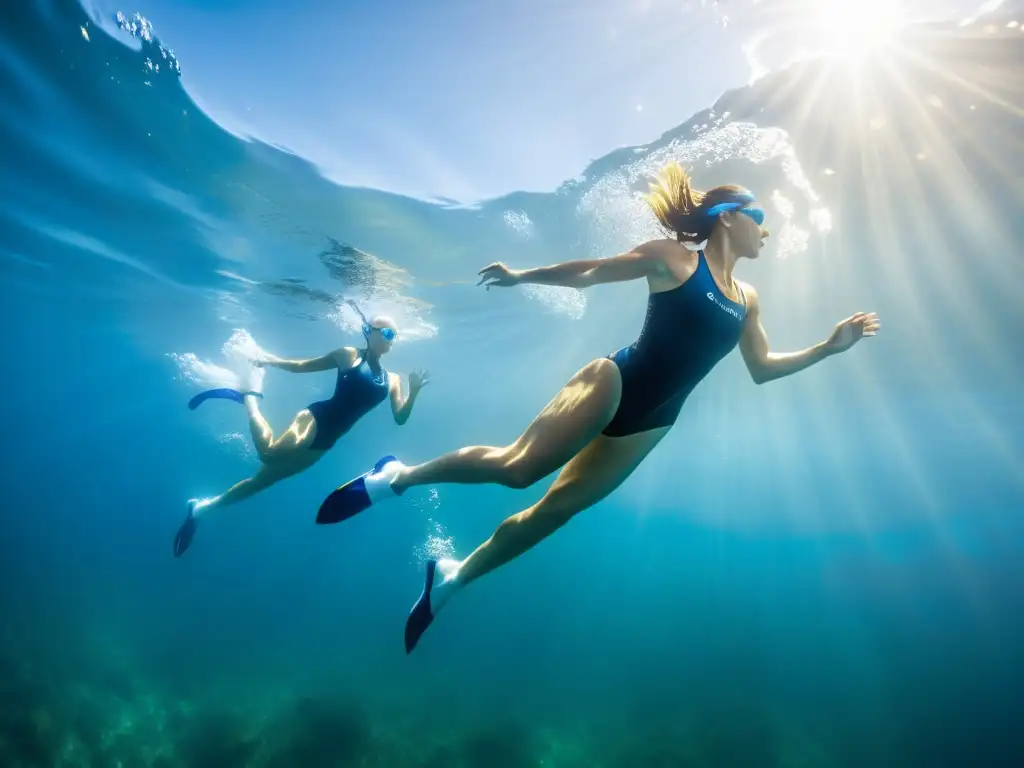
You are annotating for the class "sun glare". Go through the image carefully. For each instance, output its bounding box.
[813,0,907,63]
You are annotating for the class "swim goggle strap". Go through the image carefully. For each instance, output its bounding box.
[704,194,765,226]
[363,323,397,342]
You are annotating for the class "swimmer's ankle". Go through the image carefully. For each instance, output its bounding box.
[430,558,463,613]
[191,496,218,517]
[390,468,411,495]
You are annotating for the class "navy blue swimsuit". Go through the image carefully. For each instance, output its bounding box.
[307,352,390,450]
[603,250,748,437]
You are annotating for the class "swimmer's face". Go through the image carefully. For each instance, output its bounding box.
[365,318,398,355]
[729,204,769,260]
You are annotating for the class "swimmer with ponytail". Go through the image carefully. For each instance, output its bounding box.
[173,300,429,557]
[318,162,881,653]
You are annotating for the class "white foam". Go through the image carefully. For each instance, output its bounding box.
[413,513,456,567]
[327,295,438,342]
[114,12,180,76]
[216,432,257,461]
[221,328,264,376]
[168,328,267,391]
[774,221,810,260]
[168,352,239,390]
[503,209,535,240]
[771,189,796,219]
[770,189,811,259]
[576,121,829,262]
[809,208,833,234]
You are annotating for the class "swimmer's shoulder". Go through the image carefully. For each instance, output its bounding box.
[636,238,690,258]
[737,280,761,318]
[332,346,359,367]
[639,238,699,287]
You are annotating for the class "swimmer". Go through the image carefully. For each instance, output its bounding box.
[319,162,880,652]
[173,304,429,557]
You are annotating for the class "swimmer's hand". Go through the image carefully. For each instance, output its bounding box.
[477,262,522,289]
[825,312,880,354]
[253,354,281,368]
[409,369,430,393]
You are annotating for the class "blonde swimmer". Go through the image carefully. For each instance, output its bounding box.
[318,163,879,652]
[174,309,429,557]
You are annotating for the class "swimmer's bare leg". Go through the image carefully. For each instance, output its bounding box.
[199,464,291,512]
[174,410,322,557]
[204,408,321,509]
[403,427,667,652]
[392,358,622,493]
[175,465,290,558]
[316,359,623,526]
[246,394,275,460]
[234,360,277,459]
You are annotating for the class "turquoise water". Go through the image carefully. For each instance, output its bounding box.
[2,1,1023,766]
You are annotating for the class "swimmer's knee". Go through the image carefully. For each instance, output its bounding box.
[257,442,281,463]
[500,456,549,490]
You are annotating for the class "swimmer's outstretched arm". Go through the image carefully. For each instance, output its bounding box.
[256,347,354,374]
[389,370,430,425]
[739,287,880,384]
[477,241,670,289]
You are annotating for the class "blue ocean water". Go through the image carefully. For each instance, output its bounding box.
[1,1,1023,766]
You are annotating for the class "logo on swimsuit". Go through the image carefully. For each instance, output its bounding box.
[706,291,742,320]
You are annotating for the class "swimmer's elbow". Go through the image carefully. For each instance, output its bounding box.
[745,359,771,385]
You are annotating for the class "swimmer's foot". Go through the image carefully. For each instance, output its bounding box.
[405,558,462,654]
[173,499,200,557]
[187,388,262,411]
[316,455,406,525]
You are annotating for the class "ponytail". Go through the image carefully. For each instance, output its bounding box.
[643,162,753,243]
[643,162,709,243]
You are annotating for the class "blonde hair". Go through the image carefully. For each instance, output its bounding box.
[370,314,397,331]
[643,161,751,244]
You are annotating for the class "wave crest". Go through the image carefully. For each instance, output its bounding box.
[576,121,827,261]
[114,11,181,78]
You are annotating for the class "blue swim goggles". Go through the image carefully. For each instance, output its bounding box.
[705,196,765,226]
[363,323,397,342]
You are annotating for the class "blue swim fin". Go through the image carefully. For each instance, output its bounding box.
[187,388,262,411]
[316,454,402,525]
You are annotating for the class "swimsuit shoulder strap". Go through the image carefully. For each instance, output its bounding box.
[699,250,746,308]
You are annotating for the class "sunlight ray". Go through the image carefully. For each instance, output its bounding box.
[831,75,1013,610]
[870,62,1023,478]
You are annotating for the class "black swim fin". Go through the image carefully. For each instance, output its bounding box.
[173,501,199,557]
[404,559,437,654]
[317,454,400,525]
